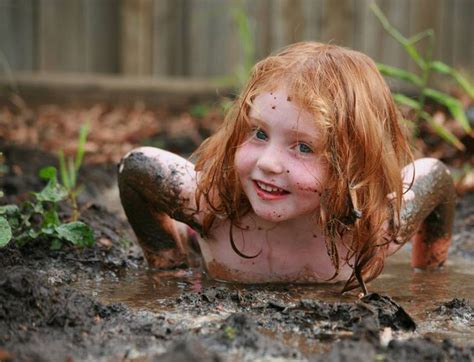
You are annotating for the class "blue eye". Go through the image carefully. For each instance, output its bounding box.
[298,143,313,154]
[255,128,268,141]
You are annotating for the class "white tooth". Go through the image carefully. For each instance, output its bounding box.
[258,181,282,193]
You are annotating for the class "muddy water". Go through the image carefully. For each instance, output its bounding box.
[76,250,473,348]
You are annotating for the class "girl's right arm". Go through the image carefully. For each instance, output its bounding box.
[118,147,204,269]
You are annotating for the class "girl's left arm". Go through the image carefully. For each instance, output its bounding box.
[118,147,204,268]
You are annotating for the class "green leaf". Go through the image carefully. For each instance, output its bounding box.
[67,157,76,189]
[430,60,451,74]
[58,150,70,189]
[28,228,40,239]
[0,216,12,247]
[50,238,62,250]
[75,123,89,172]
[39,166,57,182]
[420,112,465,151]
[423,88,471,133]
[377,64,423,86]
[0,204,20,215]
[42,209,61,228]
[430,61,474,98]
[35,180,68,203]
[393,93,421,110]
[55,221,95,247]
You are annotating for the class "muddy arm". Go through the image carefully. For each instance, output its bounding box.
[118,147,202,269]
[390,158,456,268]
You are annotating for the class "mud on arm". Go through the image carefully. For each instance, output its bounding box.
[118,147,203,269]
[388,158,456,269]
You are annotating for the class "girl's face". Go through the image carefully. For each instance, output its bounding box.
[235,88,328,224]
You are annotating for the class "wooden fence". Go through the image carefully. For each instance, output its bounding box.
[0,0,472,79]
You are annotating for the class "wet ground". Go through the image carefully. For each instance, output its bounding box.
[1,144,473,361]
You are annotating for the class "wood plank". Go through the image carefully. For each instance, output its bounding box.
[0,0,35,71]
[187,0,236,76]
[302,0,324,42]
[320,0,355,46]
[153,0,190,76]
[0,71,232,108]
[354,0,411,71]
[120,0,153,75]
[247,0,273,61]
[38,0,87,72]
[83,0,119,73]
[452,0,473,73]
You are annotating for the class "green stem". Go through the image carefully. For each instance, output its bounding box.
[70,192,79,222]
[414,31,435,124]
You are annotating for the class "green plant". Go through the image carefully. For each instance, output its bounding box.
[0,125,94,249]
[58,123,89,222]
[371,2,473,150]
[0,167,94,249]
[232,3,256,90]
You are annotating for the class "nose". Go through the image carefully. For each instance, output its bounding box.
[256,146,284,174]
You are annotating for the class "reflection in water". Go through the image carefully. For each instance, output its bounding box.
[75,250,473,346]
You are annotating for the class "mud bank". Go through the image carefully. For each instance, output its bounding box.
[0,144,473,361]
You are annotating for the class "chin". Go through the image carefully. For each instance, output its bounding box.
[252,207,290,223]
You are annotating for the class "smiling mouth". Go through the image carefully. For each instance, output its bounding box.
[254,180,289,195]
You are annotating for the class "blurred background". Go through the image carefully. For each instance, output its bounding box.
[0,0,472,77]
[0,0,473,197]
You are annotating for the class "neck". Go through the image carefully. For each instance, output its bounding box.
[249,210,322,235]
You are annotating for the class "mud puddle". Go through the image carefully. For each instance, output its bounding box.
[74,249,474,355]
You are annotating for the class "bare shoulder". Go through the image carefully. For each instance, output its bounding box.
[118,146,205,230]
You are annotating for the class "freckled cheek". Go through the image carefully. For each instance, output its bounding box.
[234,145,257,177]
[290,164,327,195]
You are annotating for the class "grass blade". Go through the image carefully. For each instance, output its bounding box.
[393,93,421,110]
[423,88,471,133]
[75,123,89,172]
[377,64,423,86]
[430,61,474,98]
[58,150,70,189]
[420,112,465,151]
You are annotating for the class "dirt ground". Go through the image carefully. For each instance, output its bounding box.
[0,143,473,361]
[0,98,473,361]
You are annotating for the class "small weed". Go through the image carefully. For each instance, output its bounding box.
[0,125,94,249]
[58,123,89,222]
[0,167,94,249]
[223,325,236,341]
[371,2,473,150]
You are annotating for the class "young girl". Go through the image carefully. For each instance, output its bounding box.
[118,42,455,294]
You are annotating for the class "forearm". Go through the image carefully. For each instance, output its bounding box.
[118,147,202,267]
[394,158,456,267]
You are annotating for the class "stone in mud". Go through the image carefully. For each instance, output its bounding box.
[386,337,474,361]
[434,298,473,321]
[206,313,300,359]
[314,337,474,362]
[154,338,222,362]
[356,293,417,331]
[312,339,377,362]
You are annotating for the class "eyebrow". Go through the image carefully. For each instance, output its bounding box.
[249,116,319,142]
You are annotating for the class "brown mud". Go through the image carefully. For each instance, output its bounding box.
[0,144,473,361]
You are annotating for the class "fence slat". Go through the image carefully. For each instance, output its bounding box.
[120,0,153,75]
[0,0,35,71]
[84,0,119,73]
[452,0,473,73]
[38,0,86,72]
[1,0,471,80]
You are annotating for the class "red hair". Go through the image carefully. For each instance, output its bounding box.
[193,42,413,293]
